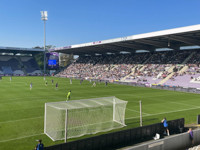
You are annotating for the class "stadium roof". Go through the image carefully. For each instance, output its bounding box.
[0,46,44,53]
[51,24,200,55]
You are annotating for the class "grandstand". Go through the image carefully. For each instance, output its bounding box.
[0,46,43,76]
[53,25,200,89]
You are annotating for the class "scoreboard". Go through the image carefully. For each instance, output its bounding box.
[46,52,59,69]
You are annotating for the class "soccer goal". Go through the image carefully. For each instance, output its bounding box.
[44,96,128,142]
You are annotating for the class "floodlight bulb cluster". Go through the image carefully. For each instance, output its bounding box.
[41,11,48,21]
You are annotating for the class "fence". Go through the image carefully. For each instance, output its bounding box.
[44,118,184,150]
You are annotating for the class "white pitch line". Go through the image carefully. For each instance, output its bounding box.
[0,116,43,124]
[0,133,44,143]
[170,101,199,108]
[149,96,200,108]
[125,105,200,120]
[126,108,150,115]
[123,92,185,100]
[0,96,40,101]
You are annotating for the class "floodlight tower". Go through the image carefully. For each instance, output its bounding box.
[41,11,48,74]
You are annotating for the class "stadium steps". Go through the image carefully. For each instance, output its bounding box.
[94,65,116,79]
[139,65,145,71]
[182,51,196,64]
[158,72,175,84]
[167,65,175,73]
[155,65,175,81]
[121,64,144,81]
[121,54,150,79]
[109,64,118,71]
[121,66,137,81]
[178,65,188,74]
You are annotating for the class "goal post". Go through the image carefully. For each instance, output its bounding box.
[44,96,128,141]
[64,109,68,143]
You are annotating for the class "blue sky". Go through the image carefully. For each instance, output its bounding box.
[0,0,199,48]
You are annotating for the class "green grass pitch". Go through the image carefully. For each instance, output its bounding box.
[0,76,200,150]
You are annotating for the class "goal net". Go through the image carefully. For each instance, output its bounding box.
[44,96,128,141]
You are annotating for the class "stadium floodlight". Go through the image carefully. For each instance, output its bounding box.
[44,97,128,142]
[41,11,48,21]
[40,11,48,74]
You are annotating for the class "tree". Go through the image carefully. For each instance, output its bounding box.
[32,45,56,70]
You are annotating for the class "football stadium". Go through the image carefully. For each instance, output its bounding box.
[1,1,200,150]
[1,24,200,150]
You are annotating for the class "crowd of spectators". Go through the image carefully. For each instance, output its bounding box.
[58,53,150,80]
[57,50,200,86]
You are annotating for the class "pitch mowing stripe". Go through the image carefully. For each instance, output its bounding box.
[0,133,44,143]
[126,108,150,115]
[1,105,200,143]
[126,106,200,120]
[0,104,199,125]
[148,96,200,108]
[0,116,43,124]
[169,101,199,108]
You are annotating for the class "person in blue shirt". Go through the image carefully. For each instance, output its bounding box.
[161,117,170,136]
[35,139,44,150]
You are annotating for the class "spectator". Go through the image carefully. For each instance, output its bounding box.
[161,117,170,136]
[35,139,44,150]
[188,128,194,145]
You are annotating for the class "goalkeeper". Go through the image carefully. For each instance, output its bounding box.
[66,90,71,101]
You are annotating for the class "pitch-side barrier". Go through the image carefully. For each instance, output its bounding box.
[44,118,184,150]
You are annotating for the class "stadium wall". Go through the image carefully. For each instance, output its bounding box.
[151,85,200,94]
[58,78,200,95]
[111,81,200,94]
[126,128,200,150]
[44,118,184,150]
